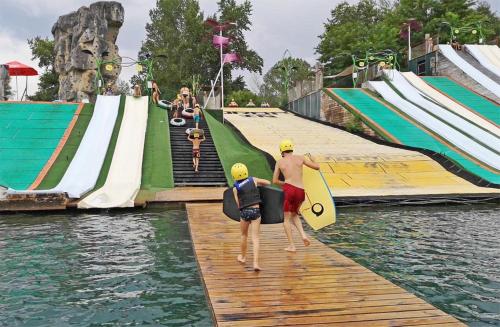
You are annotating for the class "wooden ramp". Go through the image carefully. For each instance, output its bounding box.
[187,203,465,326]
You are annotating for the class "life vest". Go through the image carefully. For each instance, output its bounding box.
[234,177,261,209]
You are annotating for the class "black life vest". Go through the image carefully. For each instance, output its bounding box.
[234,177,261,209]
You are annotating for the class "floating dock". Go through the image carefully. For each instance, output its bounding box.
[187,203,465,326]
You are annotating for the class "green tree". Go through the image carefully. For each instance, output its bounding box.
[226,89,261,107]
[316,0,499,74]
[27,37,59,101]
[260,57,312,107]
[135,0,263,102]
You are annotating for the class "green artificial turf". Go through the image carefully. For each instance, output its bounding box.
[205,111,273,185]
[91,95,126,191]
[36,103,94,189]
[141,103,174,190]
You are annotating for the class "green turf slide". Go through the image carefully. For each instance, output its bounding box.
[205,111,273,185]
[422,77,500,125]
[0,102,79,189]
[326,88,499,184]
[141,103,174,190]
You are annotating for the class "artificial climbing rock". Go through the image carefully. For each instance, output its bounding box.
[52,1,124,102]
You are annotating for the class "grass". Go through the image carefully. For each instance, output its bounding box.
[205,111,273,185]
[91,95,126,191]
[140,103,174,190]
[36,103,94,189]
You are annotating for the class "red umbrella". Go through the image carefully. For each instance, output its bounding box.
[5,61,38,100]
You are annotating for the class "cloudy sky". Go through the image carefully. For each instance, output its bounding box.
[1,0,498,97]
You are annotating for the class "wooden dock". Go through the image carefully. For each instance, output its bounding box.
[187,203,465,326]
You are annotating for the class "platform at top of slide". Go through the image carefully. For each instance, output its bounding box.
[327,88,499,185]
[0,101,80,190]
[78,96,149,208]
[401,72,500,137]
[422,77,500,125]
[224,109,498,196]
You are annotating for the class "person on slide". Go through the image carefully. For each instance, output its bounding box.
[273,139,320,252]
[231,163,271,271]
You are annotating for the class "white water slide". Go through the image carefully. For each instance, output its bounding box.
[479,45,500,68]
[438,44,500,96]
[7,95,120,198]
[465,44,500,77]
[399,71,500,137]
[79,96,149,208]
[369,80,500,170]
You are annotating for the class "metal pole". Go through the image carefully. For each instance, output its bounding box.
[16,76,18,100]
[220,29,224,110]
[408,24,412,63]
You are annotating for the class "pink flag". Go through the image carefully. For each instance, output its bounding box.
[212,35,230,48]
[223,53,240,64]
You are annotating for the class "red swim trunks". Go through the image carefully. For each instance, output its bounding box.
[283,183,305,213]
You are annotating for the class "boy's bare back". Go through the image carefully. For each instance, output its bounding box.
[277,155,306,188]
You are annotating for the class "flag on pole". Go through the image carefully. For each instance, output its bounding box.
[223,53,240,64]
[212,35,230,48]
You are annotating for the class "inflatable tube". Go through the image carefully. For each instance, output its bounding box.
[182,108,194,118]
[170,118,186,126]
[158,100,171,109]
[222,186,284,224]
[185,128,204,136]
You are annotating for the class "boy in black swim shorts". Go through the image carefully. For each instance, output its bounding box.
[231,163,271,271]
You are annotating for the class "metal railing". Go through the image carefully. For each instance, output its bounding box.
[287,90,321,120]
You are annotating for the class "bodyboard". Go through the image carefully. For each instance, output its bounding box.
[300,166,336,230]
[223,186,284,224]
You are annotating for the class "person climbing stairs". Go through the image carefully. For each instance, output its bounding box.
[169,117,227,186]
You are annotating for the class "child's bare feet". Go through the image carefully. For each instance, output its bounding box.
[303,237,311,247]
[284,246,296,252]
[253,263,262,271]
[237,255,246,263]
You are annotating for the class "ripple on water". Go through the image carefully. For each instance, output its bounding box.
[313,204,500,327]
[0,208,212,327]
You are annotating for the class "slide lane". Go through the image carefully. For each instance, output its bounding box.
[465,44,500,77]
[78,96,149,208]
[383,70,499,159]
[225,108,498,195]
[422,77,500,124]
[0,102,80,190]
[478,45,500,69]
[328,88,500,185]
[370,81,499,171]
[8,95,121,197]
[401,72,500,137]
[438,44,500,96]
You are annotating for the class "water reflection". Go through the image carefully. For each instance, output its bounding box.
[0,208,212,326]
[313,204,500,326]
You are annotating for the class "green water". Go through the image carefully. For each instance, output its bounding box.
[312,204,500,327]
[0,207,212,326]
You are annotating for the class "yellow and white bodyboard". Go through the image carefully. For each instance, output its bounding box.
[300,166,336,230]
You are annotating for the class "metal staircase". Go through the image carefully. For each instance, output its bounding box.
[169,118,227,186]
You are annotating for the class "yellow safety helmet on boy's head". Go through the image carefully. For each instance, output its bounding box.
[279,139,294,153]
[231,163,248,181]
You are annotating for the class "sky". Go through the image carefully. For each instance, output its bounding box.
[1,0,499,98]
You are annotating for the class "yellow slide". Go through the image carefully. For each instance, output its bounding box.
[300,164,336,230]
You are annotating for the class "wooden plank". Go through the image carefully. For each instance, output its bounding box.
[187,203,465,326]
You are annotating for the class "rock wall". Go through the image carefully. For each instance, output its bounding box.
[52,1,124,102]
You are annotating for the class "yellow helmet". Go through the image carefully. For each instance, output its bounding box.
[231,163,248,181]
[279,139,294,153]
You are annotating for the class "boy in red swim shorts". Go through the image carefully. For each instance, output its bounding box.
[273,139,320,252]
